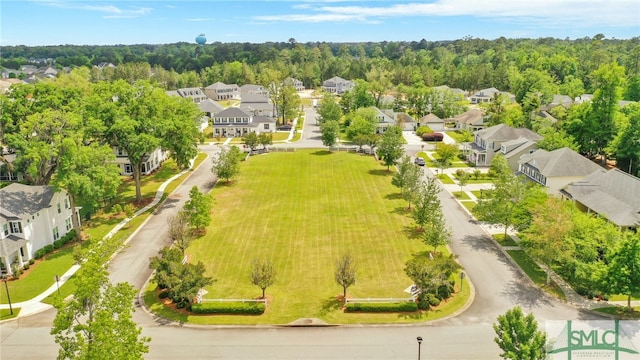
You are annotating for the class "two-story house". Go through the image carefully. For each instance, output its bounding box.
[562,169,640,231]
[175,87,208,104]
[0,184,80,275]
[212,108,275,138]
[469,124,542,170]
[469,88,516,104]
[284,77,305,92]
[113,147,168,176]
[518,147,603,195]
[204,82,240,101]
[322,76,354,94]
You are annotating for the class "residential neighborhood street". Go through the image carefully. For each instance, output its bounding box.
[0,108,608,360]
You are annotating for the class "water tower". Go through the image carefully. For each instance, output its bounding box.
[195,34,207,47]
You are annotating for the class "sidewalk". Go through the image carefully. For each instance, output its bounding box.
[0,158,196,318]
[428,158,640,312]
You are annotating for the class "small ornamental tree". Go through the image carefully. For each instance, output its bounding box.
[250,258,276,298]
[212,145,243,182]
[183,186,213,232]
[167,211,193,255]
[334,253,357,301]
[243,132,259,151]
[605,231,640,310]
[493,307,547,360]
[320,120,340,149]
[377,126,404,170]
[412,178,442,231]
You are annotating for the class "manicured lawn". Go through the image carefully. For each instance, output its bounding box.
[1,245,77,303]
[594,306,640,319]
[436,174,455,184]
[460,201,476,211]
[506,250,566,300]
[452,191,471,200]
[493,234,519,247]
[162,150,468,325]
[0,308,20,320]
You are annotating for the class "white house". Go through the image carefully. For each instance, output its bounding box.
[204,82,240,101]
[212,107,275,138]
[322,76,354,94]
[0,184,80,275]
[113,147,168,176]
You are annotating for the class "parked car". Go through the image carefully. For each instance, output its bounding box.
[414,157,426,166]
[277,125,292,131]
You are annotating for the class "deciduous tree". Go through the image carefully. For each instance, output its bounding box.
[606,232,640,310]
[250,258,276,299]
[377,126,404,170]
[493,307,547,360]
[320,120,339,149]
[334,253,357,301]
[212,145,243,182]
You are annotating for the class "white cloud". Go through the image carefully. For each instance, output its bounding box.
[255,0,640,27]
[186,18,212,22]
[31,0,152,18]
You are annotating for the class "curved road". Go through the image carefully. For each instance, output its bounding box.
[0,107,604,359]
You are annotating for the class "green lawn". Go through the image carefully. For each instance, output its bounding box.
[0,308,20,320]
[436,174,455,184]
[594,306,640,319]
[154,150,468,325]
[452,191,471,200]
[493,234,518,247]
[460,201,476,211]
[506,250,566,300]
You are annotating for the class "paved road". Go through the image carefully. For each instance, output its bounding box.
[0,111,605,359]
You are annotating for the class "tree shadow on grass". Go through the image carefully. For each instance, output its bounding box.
[391,206,411,215]
[311,150,332,156]
[384,192,402,200]
[319,295,344,316]
[368,169,392,176]
[402,226,423,240]
[397,310,428,320]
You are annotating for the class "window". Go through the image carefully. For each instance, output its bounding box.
[57,203,61,213]
[10,222,22,234]
[3,224,8,236]
[64,198,69,209]
[65,217,72,231]
[53,227,60,241]
[124,164,133,174]
[264,124,270,130]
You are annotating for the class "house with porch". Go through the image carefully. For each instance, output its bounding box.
[322,76,354,94]
[113,147,168,176]
[468,124,542,170]
[561,169,640,231]
[284,77,305,92]
[518,147,603,195]
[0,184,80,275]
[204,82,240,101]
[212,107,275,138]
[469,88,515,104]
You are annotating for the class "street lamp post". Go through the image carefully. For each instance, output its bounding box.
[2,275,13,315]
[55,275,60,296]
[417,336,423,360]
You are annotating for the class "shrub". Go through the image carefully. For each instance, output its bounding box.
[29,259,35,265]
[421,132,444,142]
[190,302,266,315]
[34,248,47,259]
[44,244,54,254]
[23,263,30,270]
[415,126,433,137]
[11,265,22,279]
[123,204,136,218]
[416,295,431,310]
[53,239,64,249]
[426,293,441,307]
[111,204,123,214]
[345,302,418,313]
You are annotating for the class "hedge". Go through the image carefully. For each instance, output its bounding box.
[345,302,418,313]
[35,229,76,259]
[190,302,266,315]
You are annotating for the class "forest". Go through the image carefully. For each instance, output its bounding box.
[1,35,640,175]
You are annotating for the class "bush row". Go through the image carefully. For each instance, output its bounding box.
[422,132,444,141]
[345,301,418,313]
[190,302,266,315]
[34,229,76,259]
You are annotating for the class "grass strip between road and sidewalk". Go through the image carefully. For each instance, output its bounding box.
[506,250,566,301]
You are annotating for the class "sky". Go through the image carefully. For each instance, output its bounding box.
[1,0,639,46]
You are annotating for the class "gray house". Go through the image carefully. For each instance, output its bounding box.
[562,169,640,231]
[518,147,603,194]
[212,108,275,138]
[322,76,354,94]
[469,124,542,170]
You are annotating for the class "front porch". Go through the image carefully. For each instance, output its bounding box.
[0,235,30,276]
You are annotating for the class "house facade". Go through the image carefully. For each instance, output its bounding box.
[0,184,80,275]
[469,88,516,104]
[175,87,208,104]
[212,108,275,138]
[284,77,305,92]
[453,108,485,132]
[468,124,542,170]
[518,147,603,194]
[322,76,354,94]
[562,169,640,231]
[419,114,445,131]
[204,82,240,101]
[113,147,168,176]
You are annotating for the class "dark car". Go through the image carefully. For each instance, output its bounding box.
[277,125,292,131]
[414,157,426,166]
